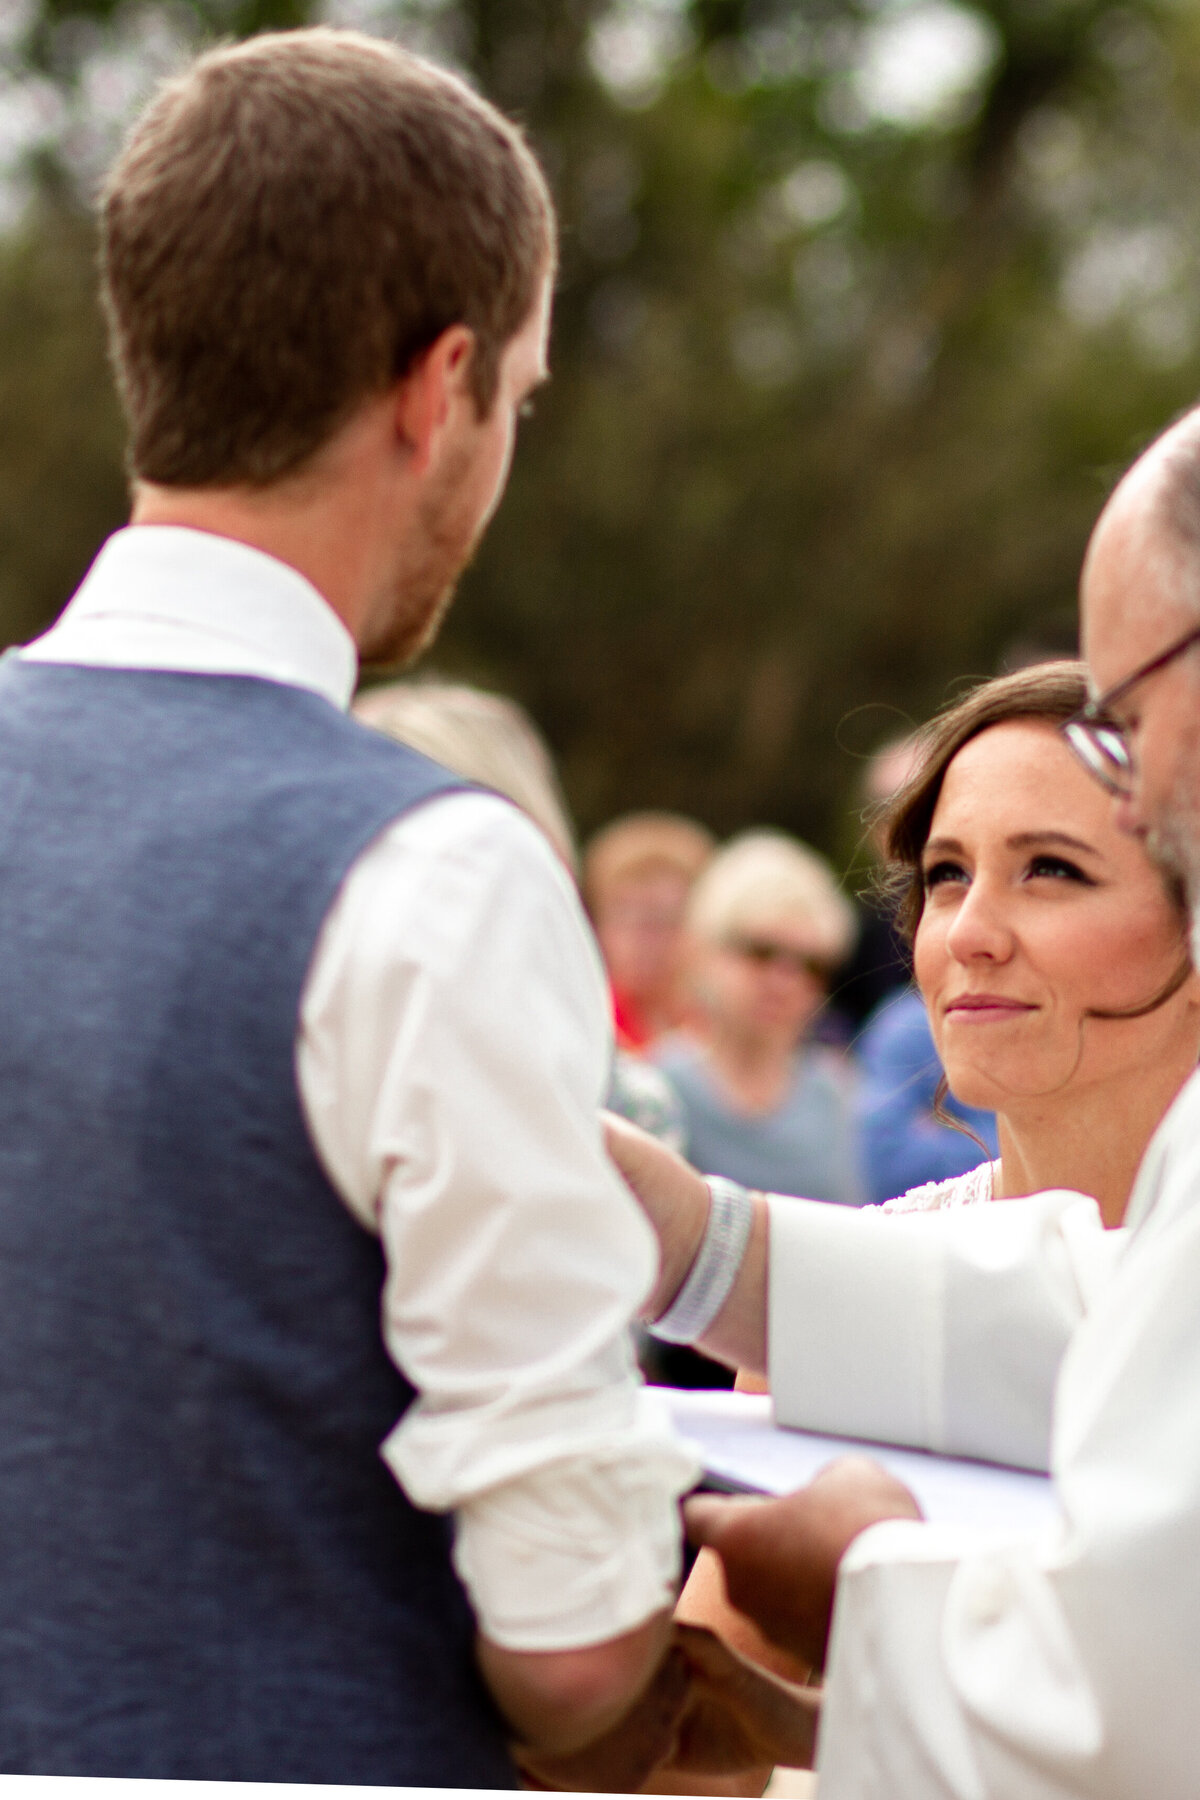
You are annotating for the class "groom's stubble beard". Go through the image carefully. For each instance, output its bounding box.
[358,432,490,669]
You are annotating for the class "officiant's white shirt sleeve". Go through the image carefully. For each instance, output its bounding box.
[814,1070,1200,1799]
[768,1188,1121,1471]
[299,791,698,1651]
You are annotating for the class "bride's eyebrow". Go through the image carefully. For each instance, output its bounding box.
[1006,830,1101,857]
[922,836,966,857]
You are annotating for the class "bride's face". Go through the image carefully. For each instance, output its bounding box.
[914,719,1200,1113]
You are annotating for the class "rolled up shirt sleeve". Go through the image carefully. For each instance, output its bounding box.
[768,1190,1121,1472]
[298,790,698,1650]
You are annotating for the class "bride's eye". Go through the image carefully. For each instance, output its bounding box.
[923,859,968,890]
[1027,854,1094,884]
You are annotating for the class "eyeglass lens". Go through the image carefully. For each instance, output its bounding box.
[1063,720,1134,797]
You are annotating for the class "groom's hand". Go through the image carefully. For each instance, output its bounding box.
[685,1459,923,1670]
[666,1623,821,1776]
[518,1623,822,1792]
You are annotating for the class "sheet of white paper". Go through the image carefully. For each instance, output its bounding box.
[664,1388,1058,1532]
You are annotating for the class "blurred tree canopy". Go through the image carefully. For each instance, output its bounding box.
[2,0,1200,857]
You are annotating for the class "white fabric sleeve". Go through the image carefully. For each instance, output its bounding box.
[768,1190,1121,1472]
[813,1069,1200,1800]
[818,1519,990,1800]
[297,790,698,1650]
[821,1516,1117,1800]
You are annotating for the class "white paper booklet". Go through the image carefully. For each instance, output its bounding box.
[664,1388,1058,1533]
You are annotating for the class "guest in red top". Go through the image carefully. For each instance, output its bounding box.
[583,813,715,1052]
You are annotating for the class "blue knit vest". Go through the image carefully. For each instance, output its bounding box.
[0,659,516,1786]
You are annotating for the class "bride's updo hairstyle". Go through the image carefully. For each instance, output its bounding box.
[879,660,1189,945]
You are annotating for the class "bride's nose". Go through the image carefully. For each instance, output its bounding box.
[944,877,1016,964]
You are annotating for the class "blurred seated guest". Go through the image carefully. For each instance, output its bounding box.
[826,733,919,1035]
[855,984,998,1203]
[583,813,715,1053]
[656,831,861,1204]
[354,678,577,871]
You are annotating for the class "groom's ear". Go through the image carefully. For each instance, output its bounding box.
[391,325,477,475]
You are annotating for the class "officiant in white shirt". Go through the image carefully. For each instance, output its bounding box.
[637,407,1200,1797]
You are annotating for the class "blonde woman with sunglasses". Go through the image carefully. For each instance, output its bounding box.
[654,831,861,1208]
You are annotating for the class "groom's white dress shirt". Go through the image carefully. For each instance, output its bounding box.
[807,1066,1200,1798]
[22,525,697,1653]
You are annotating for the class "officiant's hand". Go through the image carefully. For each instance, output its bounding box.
[684,1458,923,1670]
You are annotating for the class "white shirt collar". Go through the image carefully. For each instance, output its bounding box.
[21,525,359,711]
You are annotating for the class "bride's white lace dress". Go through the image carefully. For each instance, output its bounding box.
[880,1159,998,1213]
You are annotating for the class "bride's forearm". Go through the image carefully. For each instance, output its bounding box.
[696,1193,768,1376]
[604,1112,770,1375]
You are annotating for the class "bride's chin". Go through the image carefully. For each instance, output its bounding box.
[940,1058,999,1111]
[943,1077,999,1114]
[946,1055,1083,1109]
[944,1056,1053,1112]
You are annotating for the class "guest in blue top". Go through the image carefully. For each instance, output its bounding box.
[656,830,862,1202]
[855,985,999,1204]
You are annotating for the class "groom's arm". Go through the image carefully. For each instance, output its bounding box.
[479,1611,677,1765]
[297,792,700,1765]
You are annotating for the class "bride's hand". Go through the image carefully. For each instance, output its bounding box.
[602,1112,711,1320]
[603,1112,769,1370]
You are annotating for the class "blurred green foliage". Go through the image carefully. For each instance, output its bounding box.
[2,0,1200,857]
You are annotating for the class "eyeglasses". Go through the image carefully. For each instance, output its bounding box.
[724,936,826,979]
[1062,621,1200,797]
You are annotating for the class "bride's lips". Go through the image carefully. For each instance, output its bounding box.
[944,993,1037,1021]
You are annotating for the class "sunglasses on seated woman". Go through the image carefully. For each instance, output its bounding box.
[1063,621,1200,798]
[724,936,828,979]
